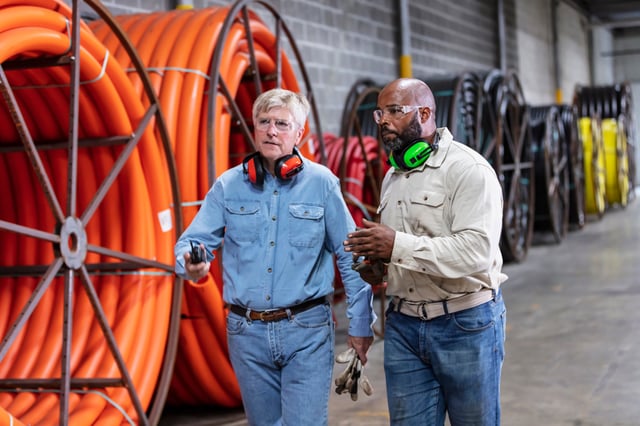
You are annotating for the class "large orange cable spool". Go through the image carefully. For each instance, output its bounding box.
[91,0,324,409]
[0,0,183,425]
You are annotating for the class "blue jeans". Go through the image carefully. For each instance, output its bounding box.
[384,291,506,426]
[226,303,334,426]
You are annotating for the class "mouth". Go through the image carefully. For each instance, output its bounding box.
[380,130,397,141]
[380,126,396,137]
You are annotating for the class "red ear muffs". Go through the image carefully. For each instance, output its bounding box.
[243,150,304,186]
[275,153,304,180]
[243,152,264,185]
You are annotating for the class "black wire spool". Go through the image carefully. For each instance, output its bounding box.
[337,78,385,217]
[339,78,381,139]
[558,104,586,229]
[479,69,535,263]
[529,105,570,243]
[424,72,482,149]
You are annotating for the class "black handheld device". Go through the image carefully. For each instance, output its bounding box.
[190,241,206,264]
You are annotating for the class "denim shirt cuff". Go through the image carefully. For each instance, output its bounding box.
[348,316,375,338]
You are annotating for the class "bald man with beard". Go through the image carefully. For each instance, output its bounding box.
[344,78,508,426]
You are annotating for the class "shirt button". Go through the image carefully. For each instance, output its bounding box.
[274,190,278,195]
[266,295,271,301]
[408,288,414,293]
[272,216,276,221]
[267,268,272,273]
[270,241,275,246]
[397,201,401,205]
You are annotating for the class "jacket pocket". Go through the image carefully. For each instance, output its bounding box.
[225,200,260,243]
[408,190,446,236]
[288,204,324,247]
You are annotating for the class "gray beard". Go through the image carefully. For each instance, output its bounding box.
[383,113,423,153]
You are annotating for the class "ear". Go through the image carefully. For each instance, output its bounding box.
[420,107,432,122]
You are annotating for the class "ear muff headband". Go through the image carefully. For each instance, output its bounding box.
[243,150,304,185]
[390,139,437,170]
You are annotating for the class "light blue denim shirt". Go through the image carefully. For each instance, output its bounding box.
[175,156,375,337]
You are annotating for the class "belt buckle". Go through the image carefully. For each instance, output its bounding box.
[259,310,279,321]
[418,302,429,320]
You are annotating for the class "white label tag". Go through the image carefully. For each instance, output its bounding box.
[158,209,173,232]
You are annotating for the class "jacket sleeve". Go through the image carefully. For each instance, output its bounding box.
[174,181,226,280]
[324,179,377,337]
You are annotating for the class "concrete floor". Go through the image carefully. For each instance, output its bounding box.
[160,189,640,426]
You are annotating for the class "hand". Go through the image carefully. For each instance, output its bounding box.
[343,218,395,262]
[351,255,386,286]
[183,249,210,282]
[347,335,373,365]
[334,347,374,401]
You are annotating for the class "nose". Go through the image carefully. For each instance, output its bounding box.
[266,124,279,137]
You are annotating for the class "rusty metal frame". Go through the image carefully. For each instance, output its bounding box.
[0,0,184,424]
[494,70,535,263]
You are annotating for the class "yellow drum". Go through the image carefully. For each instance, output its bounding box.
[601,118,630,207]
[579,117,607,217]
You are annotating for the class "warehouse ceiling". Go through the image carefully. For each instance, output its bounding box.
[577,0,640,28]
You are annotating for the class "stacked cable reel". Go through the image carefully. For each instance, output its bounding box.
[480,69,535,262]
[0,0,325,424]
[336,78,387,233]
[428,72,483,150]
[0,0,183,425]
[529,105,570,243]
[574,83,635,218]
[558,104,586,230]
[91,0,324,412]
[423,69,535,263]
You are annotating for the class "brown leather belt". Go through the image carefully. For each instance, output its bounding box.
[390,289,496,320]
[229,296,328,322]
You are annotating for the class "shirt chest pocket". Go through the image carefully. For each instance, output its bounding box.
[225,201,260,243]
[288,204,324,247]
[408,190,446,236]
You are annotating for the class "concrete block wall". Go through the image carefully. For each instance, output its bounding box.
[556,1,590,104]
[515,0,556,105]
[613,28,640,185]
[513,0,592,107]
[73,0,521,135]
[72,0,637,163]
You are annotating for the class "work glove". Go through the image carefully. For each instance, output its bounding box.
[334,348,373,401]
[351,256,386,286]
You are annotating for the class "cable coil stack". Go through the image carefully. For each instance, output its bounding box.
[529,105,570,243]
[424,69,535,263]
[557,104,586,230]
[573,83,635,216]
[0,0,181,424]
[1,0,322,424]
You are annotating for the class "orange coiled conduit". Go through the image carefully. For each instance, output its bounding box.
[0,0,175,424]
[91,4,315,408]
